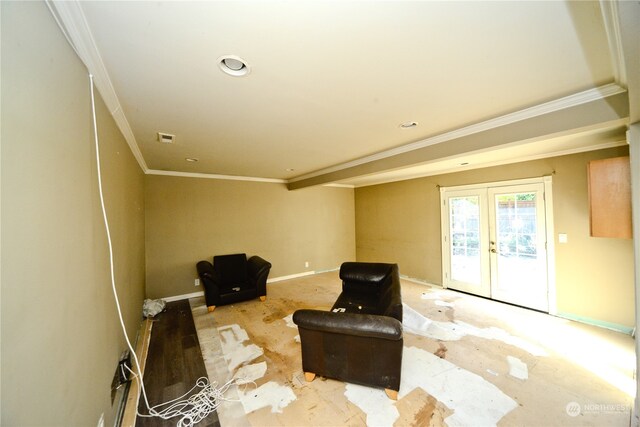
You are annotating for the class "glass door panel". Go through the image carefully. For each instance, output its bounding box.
[489,184,548,311]
[442,190,490,297]
[450,196,481,284]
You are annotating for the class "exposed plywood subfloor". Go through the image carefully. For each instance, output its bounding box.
[190,271,634,426]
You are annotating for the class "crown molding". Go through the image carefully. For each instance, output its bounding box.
[289,83,627,183]
[600,0,626,87]
[322,183,355,189]
[346,139,628,188]
[46,0,148,172]
[146,169,359,187]
[146,169,287,184]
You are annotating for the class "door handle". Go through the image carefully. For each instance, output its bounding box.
[490,248,497,253]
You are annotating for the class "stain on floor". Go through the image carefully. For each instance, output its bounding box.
[192,271,634,427]
[434,343,447,359]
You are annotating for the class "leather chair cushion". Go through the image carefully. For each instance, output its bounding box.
[333,292,380,315]
[220,288,257,305]
[214,253,249,286]
[340,262,392,284]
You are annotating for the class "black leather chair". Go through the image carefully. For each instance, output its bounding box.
[196,253,271,312]
[293,262,403,399]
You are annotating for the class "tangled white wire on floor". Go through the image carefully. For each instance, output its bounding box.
[126,364,256,427]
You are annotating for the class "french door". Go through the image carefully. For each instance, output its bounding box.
[441,179,552,312]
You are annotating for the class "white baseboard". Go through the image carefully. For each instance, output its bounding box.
[163,271,429,302]
[267,271,317,283]
[400,275,441,287]
[162,270,330,302]
[162,290,204,302]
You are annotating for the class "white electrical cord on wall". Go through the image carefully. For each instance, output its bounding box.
[89,74,246,426]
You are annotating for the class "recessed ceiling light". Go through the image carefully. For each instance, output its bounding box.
[217,55,251,77]
[185,158,199,163]
[399,121,418,129]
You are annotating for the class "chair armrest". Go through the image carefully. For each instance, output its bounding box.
[196,260,215,279]
[196,260,222,306]
[247,256,271,296]
[247,256,271,277]
[382,266,403,322]
[293,309,402,341]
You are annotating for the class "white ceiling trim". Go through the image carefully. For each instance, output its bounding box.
[600,0,627,86]
[46,1,628,189]
[289,83,627,183]
[146,170,356,187]
[46,0,148,172]
[323,183,355,189]
[346,139,629,188]
[146,169,287,184]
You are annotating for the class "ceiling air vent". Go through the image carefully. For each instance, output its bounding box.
[157,132,175,144]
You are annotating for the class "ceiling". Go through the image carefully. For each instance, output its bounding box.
[53,1,630,188]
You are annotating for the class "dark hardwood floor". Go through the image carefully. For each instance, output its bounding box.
[135,300,221,427]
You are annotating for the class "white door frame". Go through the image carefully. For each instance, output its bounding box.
[440,176,556,314]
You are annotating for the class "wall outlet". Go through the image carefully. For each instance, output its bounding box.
[195,278,200,287]
[305,261,309,268]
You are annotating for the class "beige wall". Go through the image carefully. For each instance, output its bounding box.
[1,2,146,425]
[145,176,355,298]
[356,146,634,328]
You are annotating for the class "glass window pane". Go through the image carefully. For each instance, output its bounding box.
[449,196,481,284]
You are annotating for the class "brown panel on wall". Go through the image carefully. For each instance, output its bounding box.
[588,156,632,239]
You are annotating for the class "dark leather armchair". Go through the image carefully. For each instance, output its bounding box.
[196,253,271,312]
[293,262,403,399]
